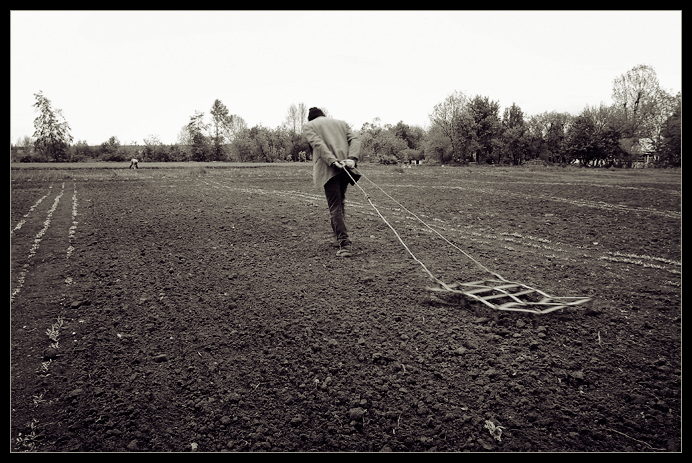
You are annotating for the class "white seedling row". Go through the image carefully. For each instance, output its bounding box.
[11,183,65,304]
[66,183,78,259]
[11,185,53,235]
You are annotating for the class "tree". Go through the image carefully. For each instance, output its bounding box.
[210,99,234,161]
[581,105,630,166]
[649,90,681,151]
[358,119,384,162]
[467,96,502,164]
[285,103,308,134]
[565,114,598,166]
[11,136,35,162]
[423,125,453,164]
[100,136,127,161]
[15,135,34,148]
[186,111,211,162]
[543,112,571,163]
[283,103,310,161]
[297,104,307,130]
[229,125,294,163]
[525,112,573,164]
[430,91,469,164]
[657,102,681,167]
[167,143,189,162]
[392,121,424,150]
[71,140,94,161]
[454,110,480,164]
[265,127,292,162]
[224,114,247,143]
[286,131,311,162]
[376,131,409,164]
[247,126,276,162]
[230,130,255,162]
[359,120,409,164]
[143,135,171,162]
[612,64,665,139]
[499,103,528,165]
[563,107,625,167]
[32,91,73,162]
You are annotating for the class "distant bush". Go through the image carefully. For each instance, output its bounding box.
[376,153,399,165]
[69,153,91,163]
[522,159,548,167]
[143,144,172,162]
[71,140,96,161]
[101,152,127,162]
[168,144,189,162]
[19,152,51,163]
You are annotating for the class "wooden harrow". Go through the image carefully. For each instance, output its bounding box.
[428,277,592,314]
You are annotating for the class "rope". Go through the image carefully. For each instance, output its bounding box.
[340,166,592,315]
[359,171,505,280]
[342,168,452,289]
[343,167,503,283]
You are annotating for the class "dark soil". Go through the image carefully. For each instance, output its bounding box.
[10,164,681,452]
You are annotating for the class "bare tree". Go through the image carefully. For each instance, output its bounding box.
[286,104,299,134]
[15,135,33,147]
[429,91,468,163]
[296,103,307,131]
[223,114,247,141]
[612,64,662,138]
[177,126,191,146]
[649,90,680,147]
[285,103,309,134]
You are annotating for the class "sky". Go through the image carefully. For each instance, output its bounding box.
[10,10,682,146]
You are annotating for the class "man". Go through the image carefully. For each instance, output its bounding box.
[129,157,139,169]
[303,107,361,257]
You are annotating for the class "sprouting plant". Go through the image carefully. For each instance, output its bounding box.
[15,419,39,451]
[32,392,47,407]
[45,317,64,349]
[484,419,505,442]
[37,359,52,373]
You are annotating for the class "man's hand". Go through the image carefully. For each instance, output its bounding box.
[332,160,345,169]
[343,159,356,169]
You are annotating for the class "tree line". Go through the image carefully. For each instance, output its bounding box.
[424,65,680,167]
[12,65,681,167]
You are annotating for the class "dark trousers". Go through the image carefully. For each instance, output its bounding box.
[324,173,351,246]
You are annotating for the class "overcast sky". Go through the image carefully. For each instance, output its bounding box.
[10,10,682,145]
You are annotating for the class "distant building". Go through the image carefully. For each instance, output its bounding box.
[620,137,658,167]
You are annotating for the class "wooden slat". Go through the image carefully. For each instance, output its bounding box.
[463,287,497,295]
[481,289,538,301]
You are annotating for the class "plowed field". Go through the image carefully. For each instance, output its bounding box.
[10,163,681,452]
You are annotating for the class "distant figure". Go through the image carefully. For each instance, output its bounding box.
[129,158,139,169]
[303,107,361,258]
